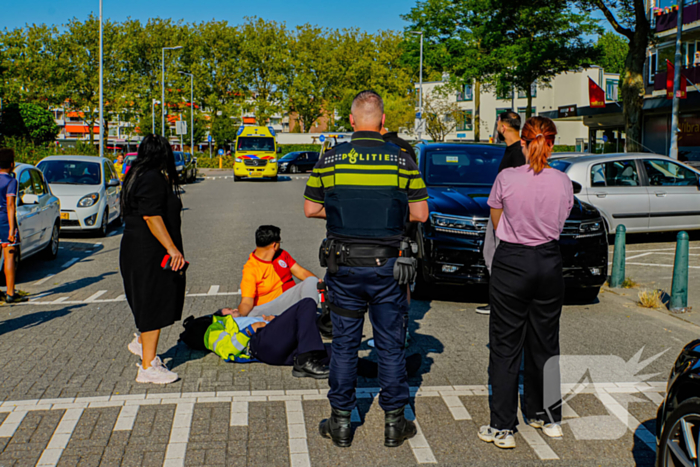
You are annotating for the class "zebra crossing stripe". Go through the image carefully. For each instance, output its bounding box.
[113,405,138,431]
[0,410,27,437]
[230,401,248,426]
[163,403,194,467]
[37,408,84,466]
[440,391,471,420]
[516,412,559,460]
[286,400,311,467]
[405,405,437,464]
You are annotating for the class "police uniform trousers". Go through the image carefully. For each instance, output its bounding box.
[326,257,409,412]
[488,241,564,431]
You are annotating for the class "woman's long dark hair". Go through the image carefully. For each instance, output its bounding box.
[121,135,180,214]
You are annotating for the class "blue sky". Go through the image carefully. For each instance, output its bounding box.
[1,0,417,32]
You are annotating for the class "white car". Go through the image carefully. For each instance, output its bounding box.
[37,156,121,237]
[550,153,700,233]
[12,163,61,263]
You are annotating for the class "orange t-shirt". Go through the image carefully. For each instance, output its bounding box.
[240,250,297,306]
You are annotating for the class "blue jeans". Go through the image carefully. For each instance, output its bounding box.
[325,258,409,412]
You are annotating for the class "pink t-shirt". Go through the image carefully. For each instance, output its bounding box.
[488,165,574,246]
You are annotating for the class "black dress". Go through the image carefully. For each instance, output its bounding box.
[120,169,185,333]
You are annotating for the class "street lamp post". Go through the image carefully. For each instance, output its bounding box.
[152,99,157,134]
[179,71,194,155]
[411,31,424,140]
[670,0,685,160]
[162,46,183,137]
[99,0,104,158]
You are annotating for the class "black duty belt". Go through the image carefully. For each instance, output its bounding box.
[320,239,400,272]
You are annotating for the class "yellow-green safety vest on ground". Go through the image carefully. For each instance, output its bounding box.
[204,315,253,362]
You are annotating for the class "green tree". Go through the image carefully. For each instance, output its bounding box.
[1,102,59,145]
[490,0,601,119]
[423,84,462,141]
[596,30,629,75]
[210,115,238,150]
[574,0,651,152]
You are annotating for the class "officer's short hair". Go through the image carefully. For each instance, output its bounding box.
[256,225,281,247]
[351,90,384,120]
[0,149,15,169]
[498,111,521,131]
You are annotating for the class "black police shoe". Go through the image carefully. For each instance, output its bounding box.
[384,407,417,448]
[319,407,353,448]
[5,293,27,304]
[292,357,329,379]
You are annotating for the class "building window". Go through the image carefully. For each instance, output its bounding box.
[606,80,619,101]
[496,88,513,100]
[517,107,536,121]
[517,83,537,99]
[457,84,473,102]
[456,110,473,131]
[649,52,657,84]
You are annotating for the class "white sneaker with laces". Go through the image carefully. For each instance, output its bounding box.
[528,420,563,438]
[136,357,178,384]
[128,333,143,358]
[478,425,516,449]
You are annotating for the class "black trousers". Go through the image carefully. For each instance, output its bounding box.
[249,298,328,366]
[488,241,564,431]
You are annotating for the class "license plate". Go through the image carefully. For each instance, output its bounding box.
[249,172,262,177]
[60,212,70,220]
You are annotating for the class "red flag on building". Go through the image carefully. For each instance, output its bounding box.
[666,59,687,99]
[588,78,605,108]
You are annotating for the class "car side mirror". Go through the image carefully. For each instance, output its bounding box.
[21,194,39,205]
[572,181,582,194]
[107,178,120,187]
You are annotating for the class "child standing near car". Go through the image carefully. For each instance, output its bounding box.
[0,149,26,303]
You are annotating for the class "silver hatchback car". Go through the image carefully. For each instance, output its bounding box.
[550,153,700,233]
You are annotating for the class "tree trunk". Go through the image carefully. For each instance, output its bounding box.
[526,83,533,120]
[474,80,481,142]
[622,28,648,152]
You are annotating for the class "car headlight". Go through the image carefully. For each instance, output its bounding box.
[430,213,487,236]
[280,163,288,169]
[176,166,184,172]
[235,158,242,163]
[78,193,100,208]
[579,220,603,234]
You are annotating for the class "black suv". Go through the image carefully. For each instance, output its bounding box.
[412,143,608,302]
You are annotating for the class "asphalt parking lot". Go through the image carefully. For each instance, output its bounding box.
[0,168,698,466]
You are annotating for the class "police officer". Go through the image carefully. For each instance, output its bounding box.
[304,90,429,448]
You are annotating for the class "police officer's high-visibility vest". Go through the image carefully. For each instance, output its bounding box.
[204,315,253,363]
[323,141,409,239]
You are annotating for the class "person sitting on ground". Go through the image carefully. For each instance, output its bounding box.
[180,298,330,378]
[234,225,319,317]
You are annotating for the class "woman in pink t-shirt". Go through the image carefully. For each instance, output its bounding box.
[478,117,573,450]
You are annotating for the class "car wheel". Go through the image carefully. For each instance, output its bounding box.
[567,287,600,304]
[98,209,109,237]
[291,165,299,173]
[411,260,432,300]
[656,398,700,467]
[41,222,60,260]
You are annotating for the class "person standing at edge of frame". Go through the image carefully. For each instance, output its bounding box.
[477,110,525,315]
[478,116,573,449]
[303,90,430,448]
[120,135,186,385]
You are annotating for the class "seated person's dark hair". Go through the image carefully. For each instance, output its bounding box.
[499,111,521,132]
[0,148,16,170]
[256,225,281,247]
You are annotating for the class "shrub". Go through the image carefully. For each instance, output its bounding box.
[638,289,664,309]
[1,103,59,146]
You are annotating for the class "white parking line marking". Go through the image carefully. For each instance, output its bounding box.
[644,391,665,405]
[230,401,248,426]
[61,258,79,268]
[37,408,84,466]
[626,262,700,269]
[50,297,69,304]
[625,252,655,261]
[562,403,580,419]
[84,290,108,302]
[286,400,310,467]
[0,410,27,437]
[516,412,559,460]
[405,405,437,464]
[207,285,220,295]
[114,405,139,431]
[596,392,656,452]
[163,403,194,467]
[33,274,55,286]
[441,394,471,420]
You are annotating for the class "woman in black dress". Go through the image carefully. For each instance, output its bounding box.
[120,135,186,384]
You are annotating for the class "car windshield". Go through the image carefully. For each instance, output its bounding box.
[237,137,275,152]
[37,160,101,185]
[424,147,504,186]
[173,152,184,164]
[549,160,572,173]
[280,153,299,161]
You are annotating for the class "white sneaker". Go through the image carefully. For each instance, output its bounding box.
[136,357,178,384]
[128,333,142,358]
[475,304,491,315]
[478,425,515,449]
[528,420,563,438]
